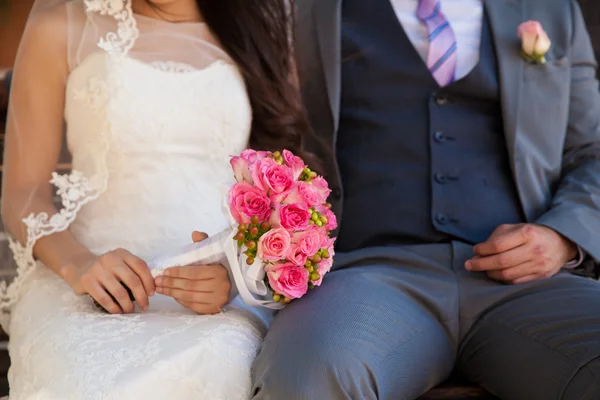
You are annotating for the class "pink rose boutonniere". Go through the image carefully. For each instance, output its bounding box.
[517,20,551,64]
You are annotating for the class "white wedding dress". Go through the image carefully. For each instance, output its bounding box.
[3,2,271,399]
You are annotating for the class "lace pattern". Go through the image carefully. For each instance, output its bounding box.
[0,94,112,327]
[0,172,105,326]
[150,61,200,74]
[0,0,123,327]
[9,268,263,399]
[84,0,139,56]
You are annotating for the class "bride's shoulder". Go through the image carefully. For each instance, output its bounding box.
[15,2,74,77]
[23,3,71,51]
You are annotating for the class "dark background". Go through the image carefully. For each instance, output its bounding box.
[580,0,600,70]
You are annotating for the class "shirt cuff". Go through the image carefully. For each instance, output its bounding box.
[563,246,586,269]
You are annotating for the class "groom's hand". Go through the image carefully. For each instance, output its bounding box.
[154,231,231,314]
[465,224,578,284]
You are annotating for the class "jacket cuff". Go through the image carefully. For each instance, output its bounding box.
[563,246,586,269]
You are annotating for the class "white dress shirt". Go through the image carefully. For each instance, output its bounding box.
[390,0,484,80]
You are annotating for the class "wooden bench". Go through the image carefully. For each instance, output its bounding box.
[419,374,498,400]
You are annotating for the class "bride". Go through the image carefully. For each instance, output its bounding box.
[0,0,311,398]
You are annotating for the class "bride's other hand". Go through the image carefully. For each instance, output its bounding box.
[65,249,155,314]
[154,231,232,314]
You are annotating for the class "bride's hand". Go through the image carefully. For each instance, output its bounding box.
[154,231,231,314]
[66,249,156,314]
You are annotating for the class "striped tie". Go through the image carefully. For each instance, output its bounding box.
[417,0,457,87]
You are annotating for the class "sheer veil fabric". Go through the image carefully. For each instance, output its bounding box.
[0,0,239,327]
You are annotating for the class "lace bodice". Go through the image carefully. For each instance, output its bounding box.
[66,52,251,260]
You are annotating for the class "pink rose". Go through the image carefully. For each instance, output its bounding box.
[315,205,338,232]
[257,227,291,262]
[229,182,271,224]
[288,226,325,266]
[240,149,269,164]
[311,176,332,202]
[517,21,551,62]
[268,187,291,206]
[271,203,311,231]
[267,262,309,299]
[282,149,306,180]
[298,182,326,207]
[288,244,308,267]
[252,158,295,194]
[230,156,252,183]
[293,226,324,257]
[274,182,317,207]
[313,238,336,287]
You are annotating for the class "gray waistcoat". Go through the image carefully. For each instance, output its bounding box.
[335,0,524,252]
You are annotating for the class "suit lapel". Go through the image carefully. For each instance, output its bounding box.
[485,0,524,173]
[315,0,342,136]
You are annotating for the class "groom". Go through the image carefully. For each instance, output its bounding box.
[251,0,600,399]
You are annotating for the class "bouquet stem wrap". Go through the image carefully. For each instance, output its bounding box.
[147,230,285,310]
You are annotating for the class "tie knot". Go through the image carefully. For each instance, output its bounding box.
[417,0,441,21]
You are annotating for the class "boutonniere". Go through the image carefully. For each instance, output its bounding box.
[517,21,552,64]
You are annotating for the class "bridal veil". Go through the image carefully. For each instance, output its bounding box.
[0,0,234,327]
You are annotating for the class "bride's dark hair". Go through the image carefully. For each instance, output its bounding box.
[146,0,318,167]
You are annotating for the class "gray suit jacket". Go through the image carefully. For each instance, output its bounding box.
[294,0,600,267]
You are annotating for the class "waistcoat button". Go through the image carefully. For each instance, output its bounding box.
[433,131,447,142]
[434,173,448,184]
[434,94,450,105]
[435,214,449,225]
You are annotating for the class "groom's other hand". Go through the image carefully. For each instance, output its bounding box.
[154,231,231,314]
[465,224,578,285]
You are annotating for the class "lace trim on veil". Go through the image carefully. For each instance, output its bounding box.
[0,0,139,328]
[84,0,139,55]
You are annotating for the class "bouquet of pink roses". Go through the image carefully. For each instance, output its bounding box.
[146,149,336,310]
[228,149,337,304]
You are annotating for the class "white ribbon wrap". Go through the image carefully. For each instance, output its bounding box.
[146,185,285,310]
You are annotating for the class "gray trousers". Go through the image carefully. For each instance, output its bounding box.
[251,242,600,400]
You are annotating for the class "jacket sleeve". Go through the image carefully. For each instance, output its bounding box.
[536,1,600,263]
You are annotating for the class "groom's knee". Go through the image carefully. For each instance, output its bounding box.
[252,341,376,400]
[562,356,600,400]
